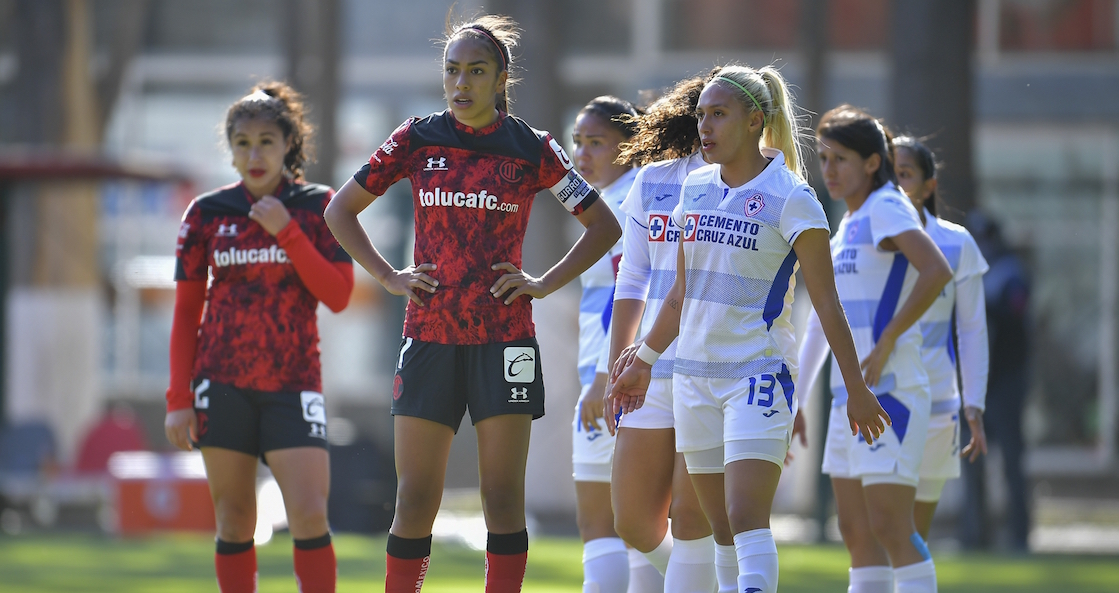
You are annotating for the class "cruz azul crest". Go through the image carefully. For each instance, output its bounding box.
[745,193,765,217]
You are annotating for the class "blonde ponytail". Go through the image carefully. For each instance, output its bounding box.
[758,67,805,180]
[708,64,806,180]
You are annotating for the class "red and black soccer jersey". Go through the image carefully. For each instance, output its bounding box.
[175,180,351,392]
[354,110,599,345]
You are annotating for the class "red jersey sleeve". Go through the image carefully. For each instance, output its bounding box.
[353,118,414,197]
[540,134,599,215]
[166,280,206,411]
[174,199,208,281]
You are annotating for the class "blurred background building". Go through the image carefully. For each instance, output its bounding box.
[0,0,1116,550]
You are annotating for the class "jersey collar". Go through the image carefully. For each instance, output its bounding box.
[239,177,291,205]
[449,109,507,136]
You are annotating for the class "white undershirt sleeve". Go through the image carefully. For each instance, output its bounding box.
[955,273,989,411]
[797,307,832,407]
[614,216,653,302]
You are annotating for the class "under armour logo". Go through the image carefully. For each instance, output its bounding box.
[425,156,448,171]
[216,223,238,237]
[308,423,327,439]
[509,387,529,402]
[762,409,779,418]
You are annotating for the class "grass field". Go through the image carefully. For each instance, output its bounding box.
[1,532,1117,592]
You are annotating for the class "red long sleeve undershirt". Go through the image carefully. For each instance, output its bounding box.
[165,221,354,412]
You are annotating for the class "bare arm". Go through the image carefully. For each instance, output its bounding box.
[794,228,890,442]
[324,178,438,306]
[490,197,622,303]
[862,228,954,385]
[607,240,685,425]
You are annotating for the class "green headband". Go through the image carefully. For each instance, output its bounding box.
[715,76,765,128]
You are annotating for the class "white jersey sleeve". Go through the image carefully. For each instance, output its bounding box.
[615,215,653,301]
[869,192,923,247]
[956,273,989,411]
[779,185,830,245]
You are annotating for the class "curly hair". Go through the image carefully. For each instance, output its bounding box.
[617,69,718,166]
[224,81,315,181]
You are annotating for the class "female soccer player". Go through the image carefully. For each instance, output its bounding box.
[894,136,989,539]
[604,74,721,593]
[324,15,621,593]
[568,95,656,593]
[796,106,953,593]
[165,82,354,593]
[611,66,891,593]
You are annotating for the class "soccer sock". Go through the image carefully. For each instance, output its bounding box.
[485,529,529,593]
[640,531,673,575]
[733,528,779,593]
[385,534,432,593]
[626,547,664,593]
[215,538,257,593]
[893,559,937,593]
[847,566,894,593]
[293,533,336,593]
[581,537,629,593]
[664,536,717,593]
[715,543,739,593]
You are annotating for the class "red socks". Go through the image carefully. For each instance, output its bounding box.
[385,534,432,593]
[215,539,257,593]
[385,530,529,593]
[485,530,529,593]
[293,533,337,593]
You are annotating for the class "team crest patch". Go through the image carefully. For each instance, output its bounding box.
[393,374,404,400]
[846,220,860,244]
[745,194,765,217]
[648,214,669,242]
[503,347,536,383]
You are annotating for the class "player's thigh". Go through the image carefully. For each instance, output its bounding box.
[475,414,532,531]
[670,452,713,540]
[611,427,675,547]
[723,457,782,532]
[201,446,259,536]
[265,446,331,538]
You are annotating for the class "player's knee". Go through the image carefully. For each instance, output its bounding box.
[214,499,256,541]
[613,515,660,551]
[480,484,523,517]
[394,481,441,522]
[285,495,329,534]
[866,508,909,547]
[725,497,769,533]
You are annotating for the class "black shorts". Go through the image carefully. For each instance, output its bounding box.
[392,337,546,432]
[192,378,329,456]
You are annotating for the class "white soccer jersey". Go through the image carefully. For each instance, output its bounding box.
[670,149,829,390]
[614,152,706,378]
[827,182,929,406]
[920,211,989,412]
[577,167,639,387]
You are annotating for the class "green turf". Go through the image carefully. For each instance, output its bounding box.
[0,532,1116,592]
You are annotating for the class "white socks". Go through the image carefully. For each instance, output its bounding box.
[664,535,717,593]
[642,531,673,575]
[894,559,937,593]
[733,529,779,593]
[847,566,893,593]
[583,537,629,593]
[714,543,737,593]
[627,547,665,593]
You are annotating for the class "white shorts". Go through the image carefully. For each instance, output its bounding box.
[821,388,930,487]
[915,409,961,501]
[618,377,674,430]
[572,384,615,482]
[673,373,797,470]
